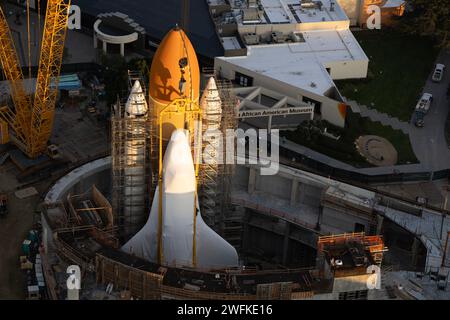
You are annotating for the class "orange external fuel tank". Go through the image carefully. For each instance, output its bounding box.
[149,27,200,142]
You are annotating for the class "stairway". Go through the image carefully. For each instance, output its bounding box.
[346,99,412,135]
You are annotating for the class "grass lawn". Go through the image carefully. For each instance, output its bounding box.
[336,30,439,121]
[282,113,418,168]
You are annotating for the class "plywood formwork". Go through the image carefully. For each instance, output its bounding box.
[318,232,385,265]
[94,252,318,300]
[95,255,261,300]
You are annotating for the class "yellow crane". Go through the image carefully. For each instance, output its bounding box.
[0,0,71,159]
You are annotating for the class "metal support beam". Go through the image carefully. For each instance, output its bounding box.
[290,179,299,206]
[248,167,257,195]
[282,222,290,265]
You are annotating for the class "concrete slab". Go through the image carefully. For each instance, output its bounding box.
[15,187,38,199]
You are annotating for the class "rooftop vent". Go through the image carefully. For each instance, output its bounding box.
[290,32,306,42]
[301,0,317,9]
[271,31,288,43]
[243,32,260,45]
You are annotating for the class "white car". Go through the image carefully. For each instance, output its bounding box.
[415,93,433,114]
[432,64,445,82]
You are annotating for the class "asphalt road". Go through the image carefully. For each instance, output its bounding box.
[409,48,450,171]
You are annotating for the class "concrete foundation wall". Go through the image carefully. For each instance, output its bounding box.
[233,165,251,189]
[243,211,317,267]
[299,184,323,207]
[321,206,372,234]
[256,174,292,200]
[41,214,54,255]
[45,158,112,204]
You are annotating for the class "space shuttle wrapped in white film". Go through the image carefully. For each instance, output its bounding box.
[122,130,239,268]
[122,26,238,269]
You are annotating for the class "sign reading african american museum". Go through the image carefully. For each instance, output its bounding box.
[238,107,314,119]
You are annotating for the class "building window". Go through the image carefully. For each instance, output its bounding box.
[302,96,322,115]
[354,223,365,233]
[235,72,253,87]
[338,290,369,300]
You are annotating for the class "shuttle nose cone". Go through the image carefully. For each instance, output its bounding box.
[149,27,200,105]
[163,129,196,194]
[125,80,148,117]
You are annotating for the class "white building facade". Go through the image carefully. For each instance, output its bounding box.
[210,0,370,128]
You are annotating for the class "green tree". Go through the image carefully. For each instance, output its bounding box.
[101,54,129,106]
[128,58,151,83]
[406,0,450,48]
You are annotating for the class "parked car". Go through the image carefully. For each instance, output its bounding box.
[415,93,433,114]
[414,111,425,128]
[415,196,428,205]
[432,64,445,82]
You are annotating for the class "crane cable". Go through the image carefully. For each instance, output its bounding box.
[26,0,31,79]
[37,0,41,58]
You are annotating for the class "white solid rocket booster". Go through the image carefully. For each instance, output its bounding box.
[200,77,223,226]
[122,129,239,269]
[123,80,148,232]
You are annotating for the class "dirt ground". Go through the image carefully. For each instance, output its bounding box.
[0,97,108,300]
[0,163,47,300]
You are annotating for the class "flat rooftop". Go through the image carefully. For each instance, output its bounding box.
[233,0,348,25]
[218,29,368,96]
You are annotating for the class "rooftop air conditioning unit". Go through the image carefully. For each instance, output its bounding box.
[244,33,260,45]
[290,32,305,42]
[271,31,287,43]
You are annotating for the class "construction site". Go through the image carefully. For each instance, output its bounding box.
[0,0,449,301]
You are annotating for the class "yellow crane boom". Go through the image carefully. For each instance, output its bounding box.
[0,0,71,159]
[0,7,31,148]
[29,0,71,158]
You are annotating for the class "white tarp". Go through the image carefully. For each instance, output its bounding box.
[122,130,239,269]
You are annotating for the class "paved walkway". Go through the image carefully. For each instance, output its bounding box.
[347,100,412,135]
[279,136,428,176]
